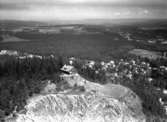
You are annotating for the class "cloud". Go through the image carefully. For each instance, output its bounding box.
[0,0,167,20]
[0,0,167,11]
[0,3,30,10]
[143,10,149,14]
[114,12,121,16]
[0,0,167,6]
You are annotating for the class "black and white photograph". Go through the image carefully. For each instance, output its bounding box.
[0,0,167,121]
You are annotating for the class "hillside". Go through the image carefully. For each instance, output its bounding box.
[5,66,146,122]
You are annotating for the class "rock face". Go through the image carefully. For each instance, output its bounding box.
[5,65,146,122]
[7,91,145,122]
[60,71,144,118]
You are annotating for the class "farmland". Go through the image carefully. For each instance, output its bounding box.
[0,22,167,61]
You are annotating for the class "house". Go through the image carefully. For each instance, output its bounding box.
[60,65,77,74]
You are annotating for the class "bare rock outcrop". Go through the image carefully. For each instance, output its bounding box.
[6,91,145,122]
[5,65,146,122]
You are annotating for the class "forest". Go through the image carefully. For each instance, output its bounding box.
[0,55,63,117]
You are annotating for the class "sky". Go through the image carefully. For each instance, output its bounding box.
[0,0,167,21]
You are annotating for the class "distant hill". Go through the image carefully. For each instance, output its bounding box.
[1,19,167,28]
[0,20,47,29]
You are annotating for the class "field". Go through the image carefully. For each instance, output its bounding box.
[0,32,135,61]
[0,20,167,61]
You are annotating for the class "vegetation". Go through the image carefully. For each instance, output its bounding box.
[0,23,167,121]
[73,56,167,119]
[0,36,3,42]
[0,31,135,60]
[0,55,63,117]
[0,52,166,121]
[74,62,106,84]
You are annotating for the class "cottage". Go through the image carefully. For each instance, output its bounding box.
[60,65,77,74]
